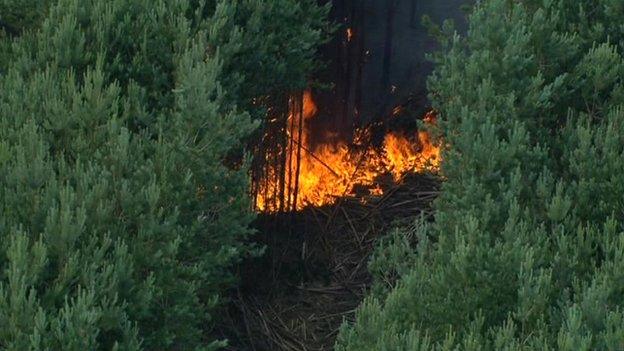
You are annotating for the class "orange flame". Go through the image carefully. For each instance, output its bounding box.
[256,91,440,212]
[346,28,354,42]
[302,90,318,119]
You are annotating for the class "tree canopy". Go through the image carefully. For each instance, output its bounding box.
[337,1,624,349]
[0,0,328,349]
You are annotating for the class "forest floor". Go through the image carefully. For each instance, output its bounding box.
[215,173,440,350]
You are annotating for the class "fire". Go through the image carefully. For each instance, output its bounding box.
[392,105,404,116]
[302,90,318,118]
[346,28,354,42]
[256,91,440,212]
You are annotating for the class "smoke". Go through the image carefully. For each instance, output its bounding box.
[313,0,471,140]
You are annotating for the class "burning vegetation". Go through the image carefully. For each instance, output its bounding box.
[255,90,440,212]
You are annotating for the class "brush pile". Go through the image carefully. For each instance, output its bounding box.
[216,172,440,350]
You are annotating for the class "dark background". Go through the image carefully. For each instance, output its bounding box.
[309,0,471,144]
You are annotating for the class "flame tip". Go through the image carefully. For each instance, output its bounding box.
[257,98,441,212]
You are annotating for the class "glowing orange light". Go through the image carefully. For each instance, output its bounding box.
[392,105,404,116]
[256,91,440,212]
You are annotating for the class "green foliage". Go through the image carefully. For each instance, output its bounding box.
[0,0,327,349]
[367,221,424,299]
[0,0,52,33]
[337,1,624,349]
[204,0,331,118]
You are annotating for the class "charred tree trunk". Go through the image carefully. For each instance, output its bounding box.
[286,98,296,211]
[292,94,305,212]
[374,0,397,129]
[353,0,365,129]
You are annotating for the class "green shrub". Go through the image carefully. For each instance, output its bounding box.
[337,1,624,349]
[0,0,327,349]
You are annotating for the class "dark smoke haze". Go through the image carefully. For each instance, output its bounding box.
[310,0,472,145]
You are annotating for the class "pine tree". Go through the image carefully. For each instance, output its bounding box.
[0,0,328,349]
[337,1,624,349]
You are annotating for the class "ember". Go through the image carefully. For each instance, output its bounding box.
[256,90,440,212]
[346,27,354,42]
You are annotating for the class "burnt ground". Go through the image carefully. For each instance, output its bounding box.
[214,173,440,351]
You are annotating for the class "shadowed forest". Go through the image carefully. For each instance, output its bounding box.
[1,1,624,350]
